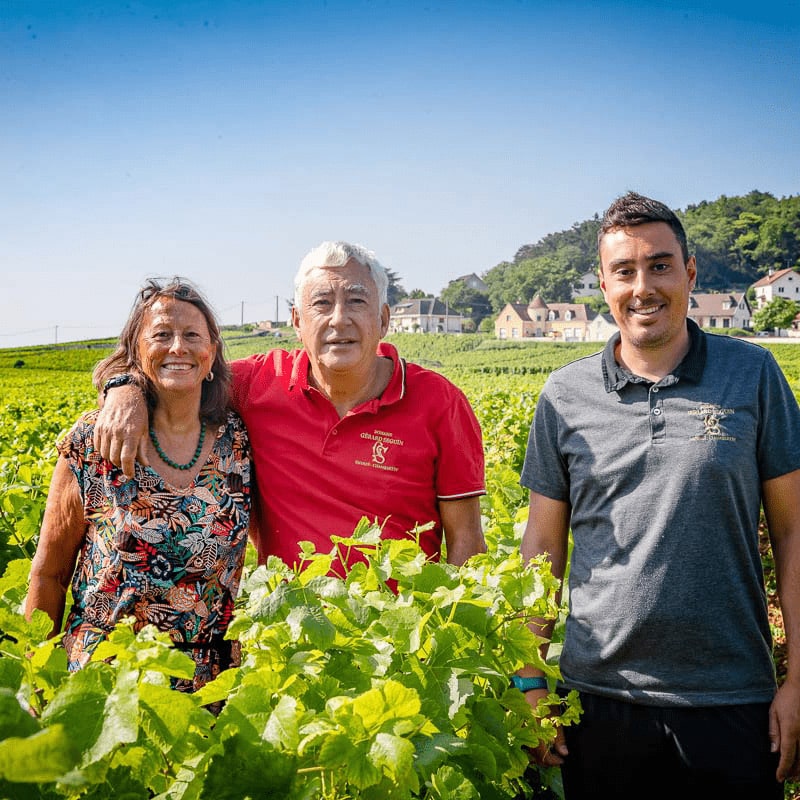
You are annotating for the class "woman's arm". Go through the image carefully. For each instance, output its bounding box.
[24,457,87,636]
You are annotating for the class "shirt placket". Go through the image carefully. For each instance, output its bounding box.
[649,384,666,442]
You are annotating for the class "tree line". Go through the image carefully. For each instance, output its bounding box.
[425,191,800,328]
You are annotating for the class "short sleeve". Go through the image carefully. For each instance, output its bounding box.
[434,384,485,500]
[757,351,800,481]
[519,379,570,501]
[230,358,255,415]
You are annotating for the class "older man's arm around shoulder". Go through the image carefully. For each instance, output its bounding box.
[441,496,485,565]
[518,490,572,767]
[764,467,800,781]
[93,383,150,479]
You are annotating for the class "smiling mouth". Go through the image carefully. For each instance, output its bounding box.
[629,303,664,317]
[161,364,194,371]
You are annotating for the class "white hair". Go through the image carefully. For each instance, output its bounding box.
[293,241,389,312]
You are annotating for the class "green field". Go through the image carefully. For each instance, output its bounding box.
[1,332,799,799]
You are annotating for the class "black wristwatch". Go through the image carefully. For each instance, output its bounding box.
[102,373,136,398]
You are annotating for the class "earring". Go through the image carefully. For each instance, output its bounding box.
[205,371,214,382]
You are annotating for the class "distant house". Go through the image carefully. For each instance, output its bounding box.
[494,302,534,339]
[543,303,595,341]
[572,270,602,299]
[389,298,463,333]
[494,295,611,342]
[257,319,287,331]
[453,273,489,293]
[687,293,751,330]
[586,312,618,343]
[751,268,800,308]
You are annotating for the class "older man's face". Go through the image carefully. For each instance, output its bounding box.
[292,258,390,378]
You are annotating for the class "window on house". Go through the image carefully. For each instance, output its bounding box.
[512,327,519,338]
[710,317,717,327]
[506,314,510,321]
[723,319,730,328]
[779,287,785,293]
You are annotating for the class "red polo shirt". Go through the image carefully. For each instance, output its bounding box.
[230,342,485,568]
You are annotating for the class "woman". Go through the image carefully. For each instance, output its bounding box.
[25,278,251,692]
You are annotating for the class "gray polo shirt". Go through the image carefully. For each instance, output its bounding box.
[521,321,800,706]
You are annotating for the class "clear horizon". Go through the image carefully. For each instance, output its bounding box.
[2,0,798,348]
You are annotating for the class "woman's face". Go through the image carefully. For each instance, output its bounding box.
[137,298,216,398]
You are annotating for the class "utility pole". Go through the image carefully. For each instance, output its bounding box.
[275,295,279,325]
[240,301,244,327]
[54,325,58,345]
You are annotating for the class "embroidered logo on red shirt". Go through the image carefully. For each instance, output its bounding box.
[356,429,404,472]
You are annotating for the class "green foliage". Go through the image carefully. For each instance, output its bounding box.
[572,295,608,314]
[387,269,408,306]
[484,248,584,312]
[482,192,800,310]
[681,191,800,287]
[2,335,800,798]
[439,281,492,328]
[0,528,577,799]
[752,297,800,333]
[0,394,92,565]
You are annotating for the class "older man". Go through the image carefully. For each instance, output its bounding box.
[94,242,486,569]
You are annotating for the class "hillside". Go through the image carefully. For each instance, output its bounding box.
[480,191,800,312]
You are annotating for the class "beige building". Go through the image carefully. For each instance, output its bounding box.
[494,295,610,342]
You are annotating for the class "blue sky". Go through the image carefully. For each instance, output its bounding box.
[2,0,798,347]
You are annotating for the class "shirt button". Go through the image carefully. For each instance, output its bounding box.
[332,429,338,435]
[652,408,662,416]
[652,386,659,393]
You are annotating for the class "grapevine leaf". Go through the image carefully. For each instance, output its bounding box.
[286,605,336,649]
[139,682,210,763]
[0,687,39,739]
[199,734,296,799]
[319,732,381,789]
[427,765,480,800]
[377,605,423,654]
[0,724,78,782]
[262,694,300,750]
[369,732,419,792]
[40,665,116,759]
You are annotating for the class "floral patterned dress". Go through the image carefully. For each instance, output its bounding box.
[60,409,251,691]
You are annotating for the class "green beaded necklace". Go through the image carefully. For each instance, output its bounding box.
[149,423,206,471]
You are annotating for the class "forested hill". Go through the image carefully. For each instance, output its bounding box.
[482,191,800,309]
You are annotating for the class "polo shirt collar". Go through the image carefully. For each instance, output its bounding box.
[601,319,707,392]
[288,341,406,406]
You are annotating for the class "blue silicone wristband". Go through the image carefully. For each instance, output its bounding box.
[511,675,548,692]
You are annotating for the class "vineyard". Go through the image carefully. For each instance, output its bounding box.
[1,332,799,799]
